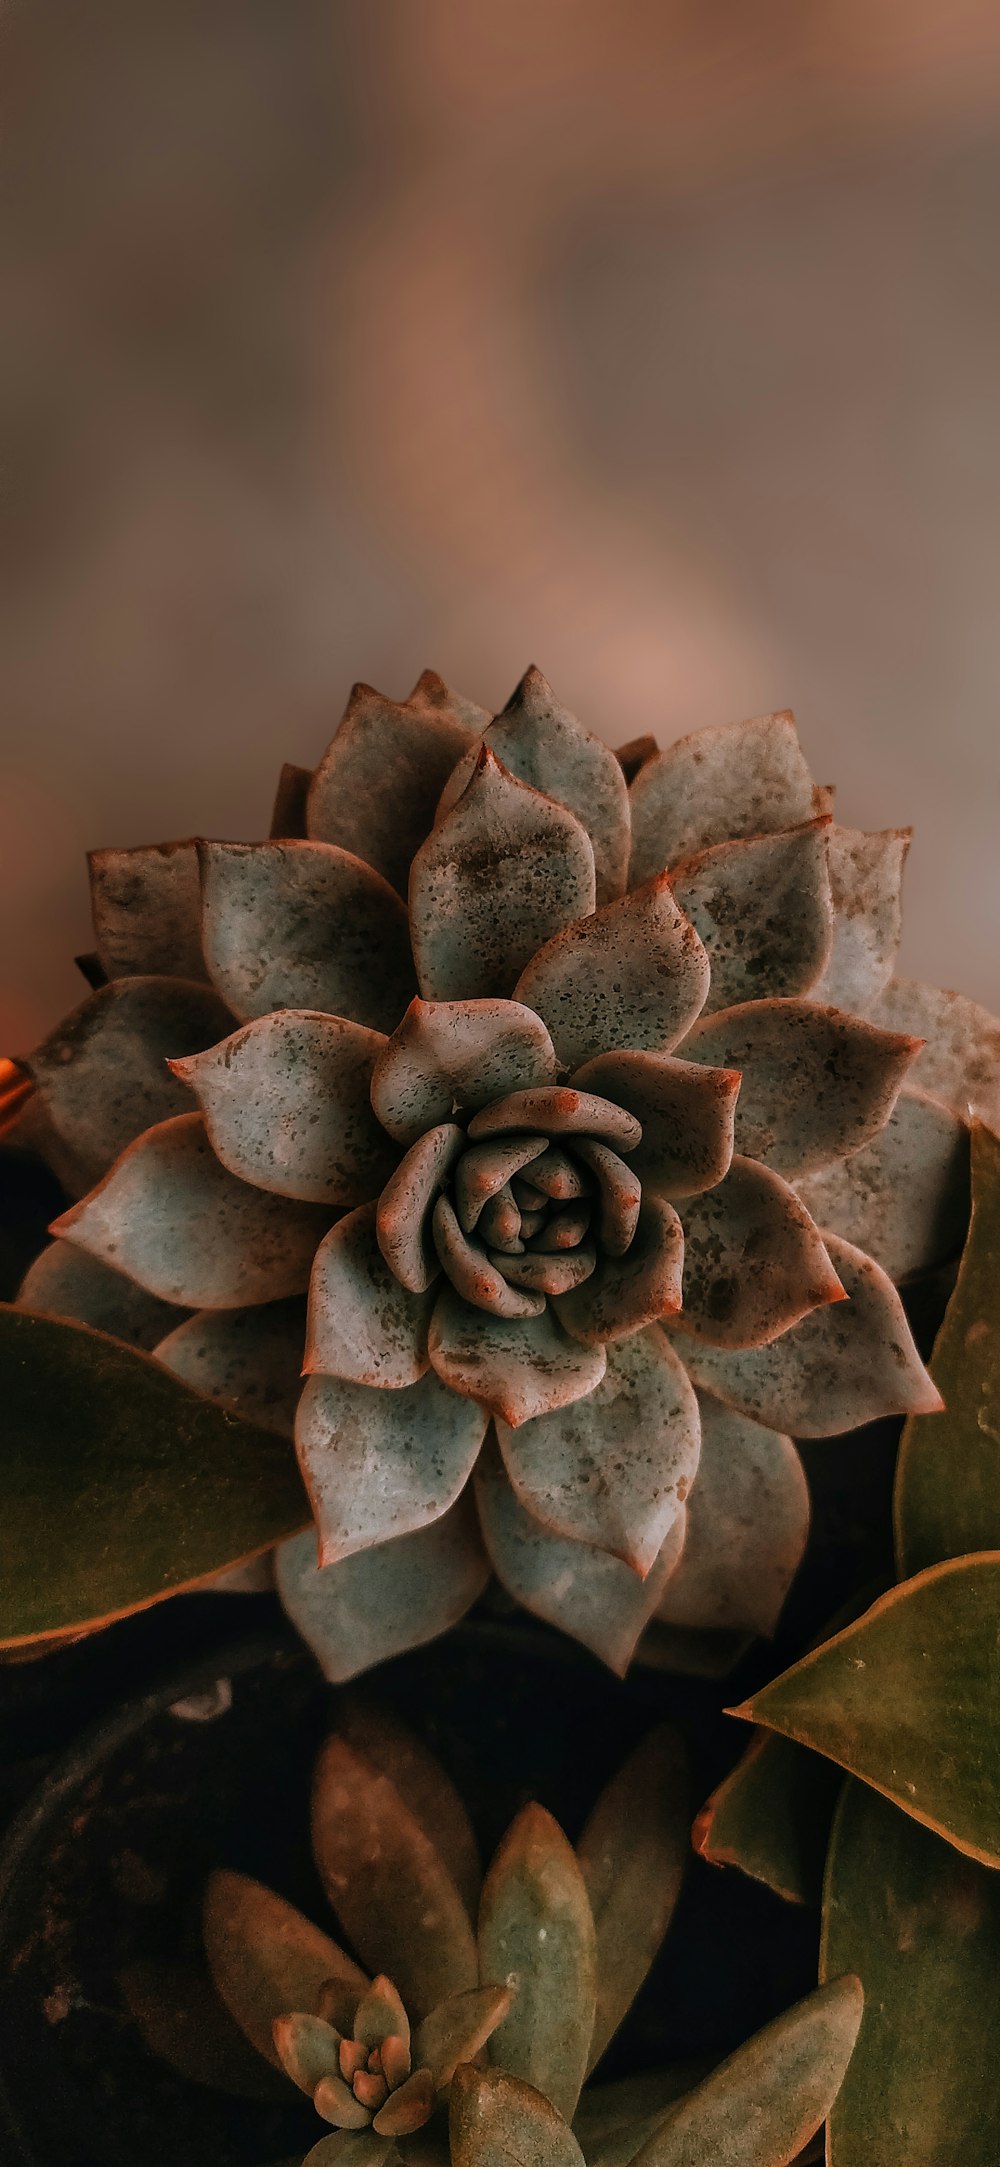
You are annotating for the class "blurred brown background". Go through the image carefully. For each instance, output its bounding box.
[2,0,999,1047]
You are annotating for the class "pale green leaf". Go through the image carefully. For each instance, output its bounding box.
[478,1803,597,2124]
[576,1727,689,2071]
[450,2066,585,2167]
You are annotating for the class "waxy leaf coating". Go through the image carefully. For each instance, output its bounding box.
[479,1803,597,2123]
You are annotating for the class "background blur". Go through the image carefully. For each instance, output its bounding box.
[2,0,999,1047]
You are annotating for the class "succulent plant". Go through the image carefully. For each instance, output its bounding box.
[137,1701,862,2167]
[12,667,994,1673]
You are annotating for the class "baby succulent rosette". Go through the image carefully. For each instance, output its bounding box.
[16,666,991,1676]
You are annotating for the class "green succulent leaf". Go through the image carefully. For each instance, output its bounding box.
[478,1802,598,2124]
[821,1780,1000,2165]
[202,1870,367,2067]
[311,1733,477,2021]
[576,1726,689,2072]
[0,1305,310,1643]
[693,1730,843,1907]
[450,2066,585,2167]
[337,1699,482,1919]
[571,2068,714,2167]
[273,2010,344,2093]
[894,1119,1000,1576]
[413,1984,513,2090]
[629,1976,863,2167]
[628,710,815,887]
[274,1500,490,1684]
[731,1555,1000,1866]
[302,2134,396,2167]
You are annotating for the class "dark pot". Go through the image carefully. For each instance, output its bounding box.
[0,1619,818,2167]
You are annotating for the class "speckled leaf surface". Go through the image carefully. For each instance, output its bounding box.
[275,1497,489,1683]
[174,1012,398,1205]
[0,1304,309,1642]
[409,749,596,1002]
[88,839,208,981]
[796,1087,970,1282]
[17,1240,183,1350]
[25,975,234,1182]
[199,839,416,1031]
[371,999,558,1145]
[376,1123,465,1293]
[307,680,477,893]
[554,1195,683,1347]
[306,1203,436,1388]
[513,877,709,1070]
[812,827,910,1015]
[629,1976,863,2167]
[203,1869,366,2065]
[681,999,917,1178]
[732,1555,1000,1865]
[656,1399,808,1636]
[155,1298,306,1436]
[872,975,1000,1129]
[693,1730,843,1906]
[674,1157,843,1349]
[577,1726,689,2071]
[479,1802,597,2122]
[628,712,815,887]
[497,1327,698,1572]
[571,1050,739,1200]
[337,1699,481,1919]
[450,2067,585,2167]
[53,1112,332,1307]
[311,1732,478,2020]
[679,1233,940,1435]
[295,1366,487,1561]
[670,822,833,1014]
[429,1288,606,1426]
[821,1782,1000,2166]
[895,1120,1000,1575]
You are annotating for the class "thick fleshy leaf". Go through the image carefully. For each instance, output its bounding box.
[628,712,815,888]
[273,2010,344,2093]
[429,1288,605,1427]
[314,2077,373,2130]
[89,839,207,980]
[119,1956,288,2101]
[479,1802,597,2122]
[513,878,708,1072]
[555,1196,683,1345]
[270,761,313,839]
[466,1088,640,1151]
[307,681,477,893]
[311,1732,478,2020]
[811,826,910,1014]
[571,1051,739,1201]
[337,1700,481,1919]
[410,748,596,1002]
[796,1088,970,1282]
[53,1113,331,1308]
[455,1137,551,1234]
[306,1204,435,1387]
[432,1195,546,1319]
[895,1121,1000,1577]
[354,1976,411,2053]
[0,1305,309,1643]
[679,1233,941,1436]
[376,1124,464,1295]
[497,1327,699,1573]
[406,666,492,734]
[156,1299,305,1436]
[295,1367,486,1562]
[24,975,234,1184]
[572,2068,715,2167]
[203,1870,366,2066]
[199,840,415,1032]
[615,733,659,783]
[473,1442,687,1672]
[670,822,833,1015]
[413,1985,513,2091]
[570,1142,639,1256]
[302,2138,392,2167]
[656,1399,808,1634]
[450,2067,585,2167]
[732,1554,1000,1865]
[681,999,918,1178]
[674,1157,844,1349]
[630,1977,863,2167]
[577,1727,689,2072]
[371,1000,558,1146]
[173,1013,398,1206]
[373,2067,435,2136]
[693,1730,843,1906]
[274,1496,490,1682]
[872,974,1000,1129]
[17,1240,182,1351]
[821,1780,1000,2166]
[438,668,630,906]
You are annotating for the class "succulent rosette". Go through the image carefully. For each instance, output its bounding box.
[16,666,992,1676]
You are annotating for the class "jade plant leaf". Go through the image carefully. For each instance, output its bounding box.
[693,1731,844,1907]
[311,1732,478,2020]
[821,1781,1000,2166]
[202,1870,367,2065]
[337,1697,482,1919]
[0,1305,310,1643]
[628,1976,863,2167]
[894,1120,1000,1576]
[731,1555,1000,1866]
[478,1802,597,2123]
[576,1726,689,2071]
[450,2066,585,2167]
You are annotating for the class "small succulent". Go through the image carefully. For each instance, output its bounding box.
[160,1702,862,2167]
[15,668,994,1675]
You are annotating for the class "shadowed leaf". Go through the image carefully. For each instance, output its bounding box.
[120,1955,289,2100]
[450,2064,585,2167]
[693,1732,844,1907]
[338,1701,482,1919]
[577,1727,689,2071]
[203,1869,367,2066]
[274,1501,489,1683]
